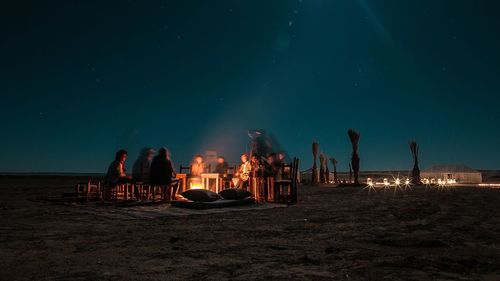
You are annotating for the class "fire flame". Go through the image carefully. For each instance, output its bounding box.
[190,183,204,190]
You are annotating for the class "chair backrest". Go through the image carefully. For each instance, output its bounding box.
[281,161,293,180]
[291,158,299,203]
[225,166,235,176]
[292,158,299,184]
[179,165,191,175]
[229,165,239,175]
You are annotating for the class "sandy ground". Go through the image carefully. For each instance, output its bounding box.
[1,178,500,281]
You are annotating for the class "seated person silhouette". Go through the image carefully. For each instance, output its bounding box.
[106,149,133,185]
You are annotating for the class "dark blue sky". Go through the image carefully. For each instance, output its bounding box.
[1,0,499,173]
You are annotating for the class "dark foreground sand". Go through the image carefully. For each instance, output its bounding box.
[1,178,500,280]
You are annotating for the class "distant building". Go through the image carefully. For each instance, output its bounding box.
[421,164,482,184]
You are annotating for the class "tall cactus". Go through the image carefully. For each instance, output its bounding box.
[409,140,421,184]
[348,129,361,184]
[312,141,319,184]
[319,153,326,183]
[324,154,330,183]
[349,163,353,183]
[330,157,338,183]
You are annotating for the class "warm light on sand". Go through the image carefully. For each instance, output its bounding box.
[478,184,500,188]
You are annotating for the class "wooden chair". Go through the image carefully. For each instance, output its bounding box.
[102,182,134,201]
[149,179,180,202]
[179,165,191,174]
[175,174,188,193]
[265,177,274,202]
[75,181,100,202]
[219,166,236,190]
[249,176,266,202]
[179,165,196,190]
[101,181,117,201]
[134,182,150,200]
[273,158,299,204]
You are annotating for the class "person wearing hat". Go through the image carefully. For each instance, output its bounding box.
[132,147,156,183]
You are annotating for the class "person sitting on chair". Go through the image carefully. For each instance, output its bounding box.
[150,147,178,200]
[215,156,231,189]
[277,151,292,179]
[251,154,264,178]
[264,153,281,180]
[132,147,155,183]
[190,154,206,177]
[234,153,252,189]
[214,156,229,176]
[106,149,133,185]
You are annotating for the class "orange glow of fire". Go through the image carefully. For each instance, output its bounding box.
[190,183,204,190]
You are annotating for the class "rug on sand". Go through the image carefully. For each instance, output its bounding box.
[70,202,287,219]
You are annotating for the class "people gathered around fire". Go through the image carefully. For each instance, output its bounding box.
[105,148,289,200]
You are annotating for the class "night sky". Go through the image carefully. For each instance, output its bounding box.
[1,0,500,173]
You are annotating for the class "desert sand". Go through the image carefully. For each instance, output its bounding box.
[1,177,500,280]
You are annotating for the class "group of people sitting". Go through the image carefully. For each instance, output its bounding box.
[105,147,287,199]
[190,152,286,189]
[105,147,179,198]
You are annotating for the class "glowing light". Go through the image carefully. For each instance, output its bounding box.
[446,178,456,184]
[437,179,448,189]
[364,177,376,192]
[382,178,391,190]
[478,184,500,188]
[394,178,401,186]
[403,178,412,190]
[190,183,204,190]
[391,176,405,194]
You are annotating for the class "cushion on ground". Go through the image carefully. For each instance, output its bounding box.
[171,197,255,210]
[181,189,221,202]
[218,188,252,200]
